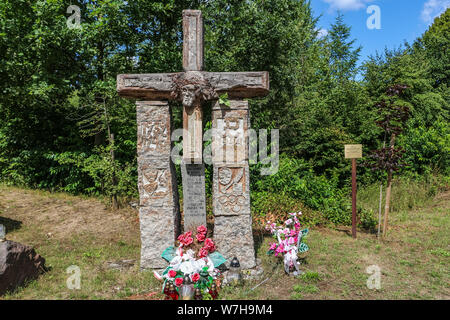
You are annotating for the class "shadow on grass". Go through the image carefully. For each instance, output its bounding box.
[334,225,377,237]
[253,227,269,257]
[0,216,22,234]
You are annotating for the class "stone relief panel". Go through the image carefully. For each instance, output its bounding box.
[212,108,249,165]
[138,163,174,208]
[213,166,250,216]
[137,121,169,155]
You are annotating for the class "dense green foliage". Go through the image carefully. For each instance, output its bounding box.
[0,1,448,227]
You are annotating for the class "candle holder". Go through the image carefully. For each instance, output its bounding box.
[209,282,219,300]
[168,283,179,300]
[180,275,195,300]
[194,288,203,300]
[226,257,242,285]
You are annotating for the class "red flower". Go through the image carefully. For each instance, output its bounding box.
[175,277,183,287]
[191,273,200,283]
[168,270,177,278]
[197,225,207,235]
[183,236,193,246]
[196,232,206,242]
[198,247,209,258]
[204,238,216,252]
[178,231,193,246]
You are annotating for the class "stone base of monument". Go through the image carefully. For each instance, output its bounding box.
[221,258,264,285]
[0,240,47,296]
[241,258,264,280]
[213,215,256,270]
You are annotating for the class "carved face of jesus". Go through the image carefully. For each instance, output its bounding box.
[181,85,197,107]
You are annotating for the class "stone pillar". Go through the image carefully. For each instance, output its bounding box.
[136,101,180,269]
[212,100,256,269]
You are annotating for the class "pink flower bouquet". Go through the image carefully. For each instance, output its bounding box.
[266,212,309,276]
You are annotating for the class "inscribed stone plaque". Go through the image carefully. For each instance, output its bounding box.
[344,144,363,159]
[136,101,180,269]
[181,162,207,232]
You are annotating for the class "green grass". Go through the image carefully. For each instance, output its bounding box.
[0,182,449,300]
[358,175,446,215]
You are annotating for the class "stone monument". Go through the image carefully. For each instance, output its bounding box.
[117,10,269,270]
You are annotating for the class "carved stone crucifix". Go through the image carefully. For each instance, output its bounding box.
[117,10,269,257]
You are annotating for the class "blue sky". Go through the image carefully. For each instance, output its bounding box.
[310,0,450,65]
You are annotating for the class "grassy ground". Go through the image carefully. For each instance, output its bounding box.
[0,183,448,300]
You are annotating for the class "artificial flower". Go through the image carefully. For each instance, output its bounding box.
[169,255,182,270]
[168,269,177,278]
[180,260,195,274]
[184,249,195,260]
[175,277,184,287]
[196,232,206,242]
[191,273,200,283]
[198,246,209,258]
[204,238,216,252]
[197,225,207,235]
[178,231,193,247]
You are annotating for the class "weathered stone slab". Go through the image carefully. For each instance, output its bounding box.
[139,205,180,269]
[181,162,207,232]
[212,100,250,216]
[212,99,255,268]
[136,101,180,269]
[212,100,249,164]
[117,71,269,100]
[207,72,270,98]
[213,215,256,269]
[182,10,203,71]
[0,241,47,296]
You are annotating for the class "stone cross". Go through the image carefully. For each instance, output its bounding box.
[117,10,269,269]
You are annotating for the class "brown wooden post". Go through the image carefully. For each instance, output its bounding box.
[345,144,362,239]
[351,158,357,239]
[382,134,396,238]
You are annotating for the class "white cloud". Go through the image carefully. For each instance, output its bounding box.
[322,0,374,11]
[317,28,329,38]
[421,0,450,24]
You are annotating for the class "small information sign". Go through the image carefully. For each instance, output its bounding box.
[345,144,363,159]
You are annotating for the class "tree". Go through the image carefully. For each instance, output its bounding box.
[364,85,410,237]
[327,12,361,83]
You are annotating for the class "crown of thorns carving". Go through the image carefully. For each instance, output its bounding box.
[170,72,218,107]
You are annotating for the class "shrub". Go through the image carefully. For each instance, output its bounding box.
[251,155,354,226]
[400,120,450,176]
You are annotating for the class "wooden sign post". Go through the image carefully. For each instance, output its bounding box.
[345,144,363,239]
